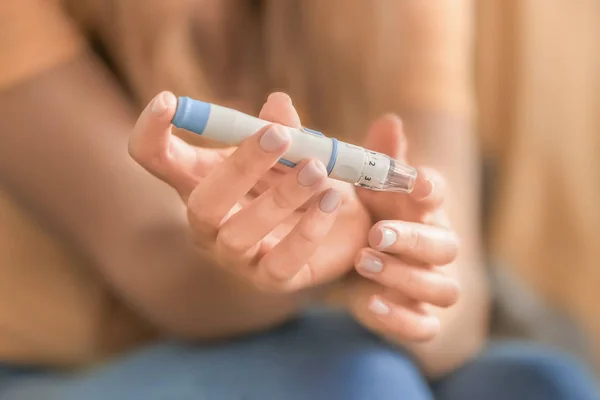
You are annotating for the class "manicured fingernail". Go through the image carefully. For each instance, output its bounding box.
[298,160,326,187]
[369,298,390,315]
[319,189,341,213]
[375,227,397,249]
[151,92,176,116]
[357,253,383,273]
[260,125,290,152]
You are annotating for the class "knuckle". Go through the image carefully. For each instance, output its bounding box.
[255,277,290,294]
[186,201,209,227]
[186,205,219,240]
[230,153,253,179]
[407,228,421,250]
[295,224,319,251]
[398,268,418,292]
[270,184,295,210]
[216,225,248,255]
[254,266,294,293]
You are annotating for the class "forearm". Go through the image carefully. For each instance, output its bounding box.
[0,53,306,339]
[400,112,489,377]
[379,0,489,375]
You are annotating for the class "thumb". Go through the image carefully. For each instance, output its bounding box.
[358,114,408,211]
[129,92,225,200]
[362,114,407,161]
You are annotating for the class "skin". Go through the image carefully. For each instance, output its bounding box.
[0,55,350,340]
[130,91,371,293]
[131,91,468,377]
[62,0,488,374]
[1,45,484,378]
[343,115,485,376]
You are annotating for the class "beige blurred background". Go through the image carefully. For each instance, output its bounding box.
[477,0,600,365]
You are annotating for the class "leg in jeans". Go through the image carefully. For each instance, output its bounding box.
[0,311,434,400]
[433,342,599,400]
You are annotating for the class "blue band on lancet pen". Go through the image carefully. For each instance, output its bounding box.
[278,158,297,167]
[326,138,339,175]
[172,96,211,135]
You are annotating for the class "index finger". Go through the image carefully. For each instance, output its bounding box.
[259,92,302,128]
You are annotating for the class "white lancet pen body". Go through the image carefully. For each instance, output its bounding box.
[171,96,417,193]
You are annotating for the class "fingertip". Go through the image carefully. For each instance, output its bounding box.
[150,91,178,120]
[365,113,407,160]
[418,315,441,341]
[445,279,462,307]
[382,113,403,130]
[260,92,301,128]
[367,296,440,341]
[131,92,176,157]
[268,92,293,104]
[410,168,445,208]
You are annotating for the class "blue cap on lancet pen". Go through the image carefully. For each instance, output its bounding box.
[172,96,212,135]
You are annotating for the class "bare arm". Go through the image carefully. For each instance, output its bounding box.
[283,0,489,375]
[373,1,489,375]
[0,54,305,339]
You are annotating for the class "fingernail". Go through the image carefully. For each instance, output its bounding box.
[357,253,383,273]
[151,92,176,116]
[319,189,341,213]
[375,227,397,249]
[260,125,290,152]
[298,160,326,187]
[369,298,390,315]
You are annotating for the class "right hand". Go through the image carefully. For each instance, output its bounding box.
[129,91,371,292]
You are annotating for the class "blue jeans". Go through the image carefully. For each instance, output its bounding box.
[0,311,597,399]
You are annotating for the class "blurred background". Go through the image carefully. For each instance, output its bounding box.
[1,0,599,377]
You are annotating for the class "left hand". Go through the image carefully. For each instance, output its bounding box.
[342,115,461,342]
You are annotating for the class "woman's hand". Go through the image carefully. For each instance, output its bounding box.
[341,115,460,342]
[129,91,370,293]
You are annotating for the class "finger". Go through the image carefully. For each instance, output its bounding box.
[408,167,446,212]
[259,92,302,128]
[357,114,410,217]
[363,114,408,161]
[355,249,460,307]
[254,189,341,291]
[369,221,459,265]
[216,159,327,257]
[129,91,226,198]
[367,295,440,342]
[187,124,291,239]
[259,92,304,174]
[423,208,452,229]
